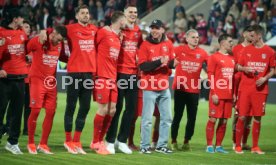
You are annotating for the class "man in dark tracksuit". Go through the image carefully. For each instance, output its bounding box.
[0,9,27,154]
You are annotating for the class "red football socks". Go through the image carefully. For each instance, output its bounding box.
[235,118,244,147]
[215,123,226,146]
[40,109,55,145]
[252,120,261,148]
[206,120,215,146]
[28,108,40,144]
[99,115,113,142]
[93,113,105,143]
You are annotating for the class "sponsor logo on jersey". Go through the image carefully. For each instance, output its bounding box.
[196,54,201,59]
[262,54,266,59]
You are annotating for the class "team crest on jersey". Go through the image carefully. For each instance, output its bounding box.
[77,32,82,36]
[58,46,61,53]
[20,35,25,41]
[134,32,138,38]
[162,46,168,52]
[246,53,251,57]
[232,60,235,64]
[262,54,266,59]
[150,49,154,53]
[181,53,186,56]
[92,31,95,36]
[211,109,216,115]
[196,54,201,59]
[31,99,36,105]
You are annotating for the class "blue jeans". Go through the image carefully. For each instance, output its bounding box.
[140,89,172,149]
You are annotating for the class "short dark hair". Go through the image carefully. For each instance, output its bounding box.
[3,8,23,25]
[218,33,232,44]
[243,25,251,32]
[23,20,31,26]
[247,24,264,35]
[111,11,125,24]
[75,4,89,14]
[54,26,67,39]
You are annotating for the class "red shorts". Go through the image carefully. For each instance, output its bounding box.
[209,99,232,118]
[238,91,267,116]
[136,89,160,117]
[93,78,118,104]
[29,77,57,109]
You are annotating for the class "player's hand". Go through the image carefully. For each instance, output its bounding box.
[39,30,47,44]
[256,77,267,87]
[241,66,254,74]
[160,56,169,66]
[26,55,33,63]
[0,38,5,46]
[0,70,7,78]
[233,94,237,105]
[211,94,219,105]
[173,57,179,67]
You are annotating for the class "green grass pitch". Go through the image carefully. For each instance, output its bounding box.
[0,93,276,165]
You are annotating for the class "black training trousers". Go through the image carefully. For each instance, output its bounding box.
[106,73,138,143]
[171,90,199,141]
[0,78,25,144]
[64,73,92,132]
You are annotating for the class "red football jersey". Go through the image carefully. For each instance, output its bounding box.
[232,43,248,95]
[238,44,275,94]
[27,36,61,79]
[96,27,121,80]
[117,25,143,74]
[208,52,235,99]
[138,39,174,91]
[233,43,247,63]
[0,28,28,75]
[66,23,98,73]
[172,45,208,93]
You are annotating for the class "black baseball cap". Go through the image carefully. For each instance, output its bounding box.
[149,19,164,28]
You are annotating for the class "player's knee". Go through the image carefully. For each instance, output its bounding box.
[238,116,246,121]
[209,117,216,123]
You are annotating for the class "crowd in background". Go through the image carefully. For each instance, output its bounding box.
[1,0,276,45]
[169,0,276,45]
[0,0,168,37]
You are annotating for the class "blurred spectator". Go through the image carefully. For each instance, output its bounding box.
[137,0,147,16]
[20,0,33,20]
[104,0,116,24]
[187,14,197,30]
[88,0,97,20]
[256,0,267,22]
[228,3,241,22]
[239,3,252,28]
[196,13,208,44]
[216,20,224,36]
[173,0,185,21]
[38,6,52,30]
[96,0,104,22]
[54,0,65,9]
[53,7,65,26]
[64,0,75,23]
[174,12,187,43]
[223,14,237,38]
[208,10,223,34]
